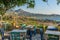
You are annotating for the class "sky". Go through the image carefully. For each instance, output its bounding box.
[14,0,60,15]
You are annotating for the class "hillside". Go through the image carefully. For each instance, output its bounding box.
[15,9,60,16]
[15,9,60,21]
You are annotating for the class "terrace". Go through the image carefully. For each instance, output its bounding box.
[0,22,60,40]
[0,13,60,40]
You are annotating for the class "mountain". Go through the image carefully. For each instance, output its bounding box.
[15,9,60,21]
[15,9,35,17]
[15,9,60,16]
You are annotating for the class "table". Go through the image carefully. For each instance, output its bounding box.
[10,29,27,40]
[45,30,60,40]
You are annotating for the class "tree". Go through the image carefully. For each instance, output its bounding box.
[0,0,60,15]
[0,0,35,15]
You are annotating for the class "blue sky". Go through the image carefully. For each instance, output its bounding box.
[14,0,60,14]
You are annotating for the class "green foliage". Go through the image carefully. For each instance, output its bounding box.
[0,0,35,10]
[37,24,43,28]
[3,23,13,31]
[0,12,4,16]
[0,0,35,15]
[6,24,13,31]
[42,0,48,2]
[57,0,60,5]
[0,0,60,15]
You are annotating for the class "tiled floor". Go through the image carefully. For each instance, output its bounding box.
[32,34,41,40]
[4,34,41,40]
[26,34,41,40]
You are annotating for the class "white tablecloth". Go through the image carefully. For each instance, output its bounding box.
[11,29,27,32]
[45,30,60,35]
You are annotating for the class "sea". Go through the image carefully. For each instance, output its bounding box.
[35,15,60,21]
